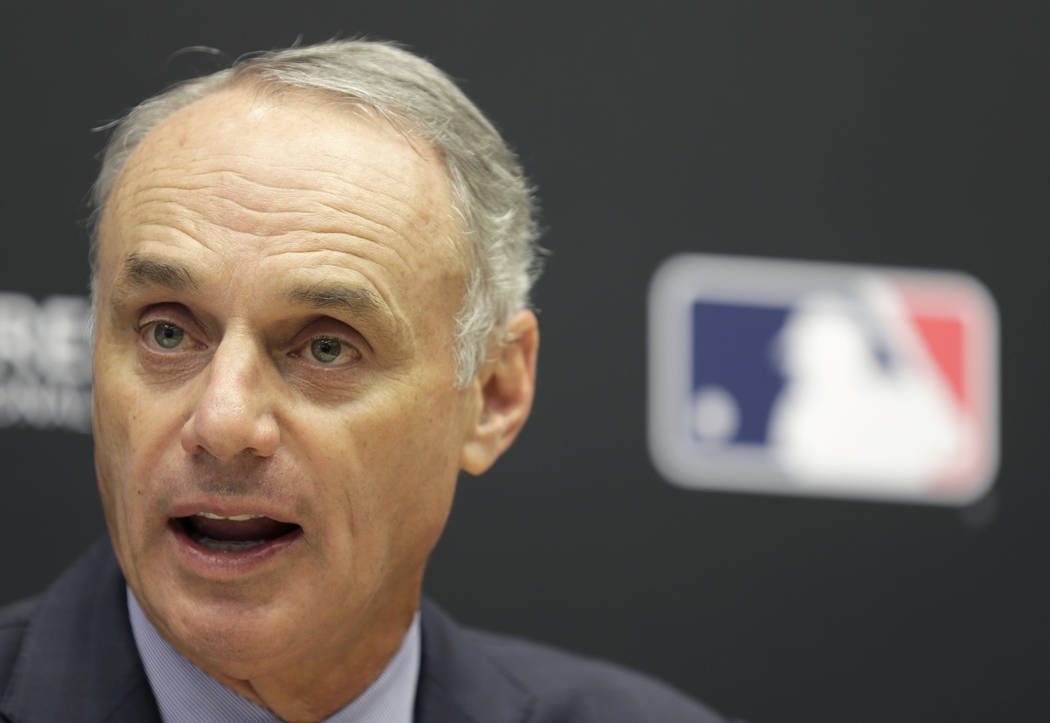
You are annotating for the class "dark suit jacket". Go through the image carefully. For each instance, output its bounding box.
[0,539,724,722]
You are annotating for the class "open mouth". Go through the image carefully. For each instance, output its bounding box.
[174,513,302,552]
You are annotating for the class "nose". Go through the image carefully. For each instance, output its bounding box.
[180,331,280,461]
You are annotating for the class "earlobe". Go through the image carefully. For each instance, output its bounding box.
[460,310,539,476]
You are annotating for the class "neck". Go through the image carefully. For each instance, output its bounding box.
[199,598,419,722]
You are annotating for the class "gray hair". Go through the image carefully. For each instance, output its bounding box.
[90,39,541,387]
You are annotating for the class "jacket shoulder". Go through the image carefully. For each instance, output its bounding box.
[459,625,725,722]
[0,540,160,723]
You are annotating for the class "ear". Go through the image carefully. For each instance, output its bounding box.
[460,310,539,476]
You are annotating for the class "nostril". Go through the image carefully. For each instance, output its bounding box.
[179,404,280,460]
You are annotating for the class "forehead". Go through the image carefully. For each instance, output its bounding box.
[98,84,466,305]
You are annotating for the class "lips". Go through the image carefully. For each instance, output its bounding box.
[176,513,301,552]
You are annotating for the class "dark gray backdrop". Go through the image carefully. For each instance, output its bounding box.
[1,2,1046,722]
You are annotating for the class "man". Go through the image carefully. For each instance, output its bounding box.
[0,40,724,722]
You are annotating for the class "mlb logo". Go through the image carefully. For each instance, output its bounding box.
[648,254,999,505]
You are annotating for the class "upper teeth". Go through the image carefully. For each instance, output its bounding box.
[196,512,265,521]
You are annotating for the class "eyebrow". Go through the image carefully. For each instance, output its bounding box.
[288,283,401,347]
[288,284,384,317]
[114,252,198,294]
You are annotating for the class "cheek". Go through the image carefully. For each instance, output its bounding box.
[92,346,180,533]
[93,360,144,570]
[371,388,463,537]
[93,357,135,502]
[314,384,465,555]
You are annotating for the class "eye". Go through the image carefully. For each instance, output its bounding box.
[152,322,185,350]
[293,333,362,367]
[310,337,343,364]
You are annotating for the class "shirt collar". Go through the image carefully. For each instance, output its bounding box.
[127,587,421,723]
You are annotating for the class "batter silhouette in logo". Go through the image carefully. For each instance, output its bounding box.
[767,281,971,494]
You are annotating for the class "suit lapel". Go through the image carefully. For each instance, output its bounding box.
[415,599,535,723]
[0,538,160,723]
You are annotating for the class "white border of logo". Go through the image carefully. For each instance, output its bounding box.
[647,254,999,505]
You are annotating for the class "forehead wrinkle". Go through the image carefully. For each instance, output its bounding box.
[221,167,450,256]
[113,103,461,261]
[128,150,440,206]
[125,136,448,226]
[120,165,447,267]
[118,195,211,247]
[302,179,465,280]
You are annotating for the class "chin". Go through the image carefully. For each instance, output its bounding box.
[157,589,317,675]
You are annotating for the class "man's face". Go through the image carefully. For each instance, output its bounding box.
[93,85,477,678]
